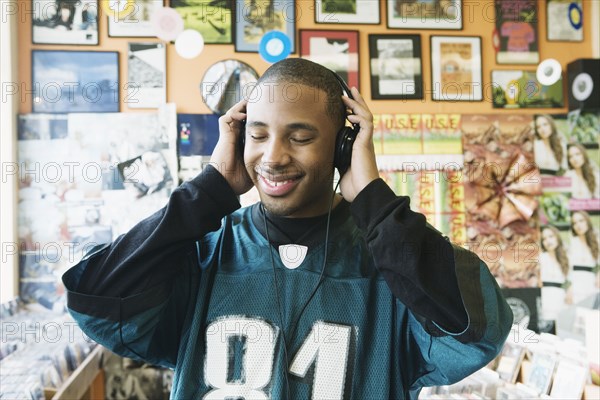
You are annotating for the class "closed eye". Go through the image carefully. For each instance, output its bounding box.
[290,137,313,144]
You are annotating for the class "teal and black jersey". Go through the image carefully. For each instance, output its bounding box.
[63,166,512,399]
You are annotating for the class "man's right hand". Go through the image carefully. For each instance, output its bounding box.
[210,99,253,195]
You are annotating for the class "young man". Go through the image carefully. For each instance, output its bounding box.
[63,59,512,399]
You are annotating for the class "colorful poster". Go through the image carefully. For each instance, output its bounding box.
[495,0,539,64]
[462,114,541,288]
[491,70,564,109]
[422,114,463,154]
[17,107,177,309]
[373,113,422,155]
[381,169,466,244]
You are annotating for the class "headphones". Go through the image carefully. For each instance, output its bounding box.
[238,70,359,175]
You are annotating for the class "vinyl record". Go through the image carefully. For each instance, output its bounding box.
[536,59,562,86]
[200,60,259,114]
[259,31,291,64]
[175,30,204,59]
[568,2,583,30]
[151,7,184,42]
[571,72,594,101]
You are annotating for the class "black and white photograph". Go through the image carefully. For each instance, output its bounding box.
[368,34,422,99]
[32,50,119,113]
[108,0,163,37]
[32,0,98,45]
[315,0,380,24]
[127,42,167,109]
[387,0,462,29]
[118,152,173,198]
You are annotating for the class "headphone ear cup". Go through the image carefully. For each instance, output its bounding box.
[334,126,358,175]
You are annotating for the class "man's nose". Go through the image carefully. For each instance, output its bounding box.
[261,138,291,166]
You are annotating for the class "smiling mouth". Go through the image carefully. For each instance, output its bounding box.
[256,170,303,196]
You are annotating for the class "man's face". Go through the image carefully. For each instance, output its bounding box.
[244,82,338,217]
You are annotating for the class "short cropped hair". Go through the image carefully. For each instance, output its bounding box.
[255,58,346,131]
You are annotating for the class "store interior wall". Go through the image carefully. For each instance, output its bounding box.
[16,0,598,116]
[3,0,599,302]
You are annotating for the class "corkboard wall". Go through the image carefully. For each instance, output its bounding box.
[17,0,597,116]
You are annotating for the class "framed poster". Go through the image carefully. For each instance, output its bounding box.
[32,0,98,45]
[546,0,583,42]
[315,0,380,24]
[171,0,233,44]
[108,0,163,38]
[491,70,564,109]
[32,50,119,113]
[299,30,359,89]
[387,0,462,29]
[495,0,539,64]
[127,43,166,109]
[430,36,482,101]
[235,0,295,52]
[368,34,422,100]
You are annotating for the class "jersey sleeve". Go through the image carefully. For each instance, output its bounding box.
[350,178,512,356]
[62,165,240,368]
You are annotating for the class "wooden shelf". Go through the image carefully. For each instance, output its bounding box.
[44,345,105,400]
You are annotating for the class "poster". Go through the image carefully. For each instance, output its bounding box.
[495,0,539,64]
[127,43,167,109]
[17,107,177,309]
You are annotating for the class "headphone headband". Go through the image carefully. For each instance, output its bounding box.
[330,71,355,101]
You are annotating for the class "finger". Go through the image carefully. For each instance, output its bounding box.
[349,87,369,108]
[342,96,372,123]
[347,114,374,142]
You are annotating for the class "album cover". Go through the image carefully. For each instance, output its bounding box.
[108,0,162,37]
[546,0,583,42]
[525,352,557,395]
[491,70,564,109]
[32,0,98,45]
[496,342,526,383]
[533,114,569,176]
[177,114,220,156]
[539,193,571,227]
[495,0,539,64]
[127,43,167,109]
[567,110,600,148]
[172,0,232,44]
[550,360,588,399]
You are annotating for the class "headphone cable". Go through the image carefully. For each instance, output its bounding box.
[262,179,340,399]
